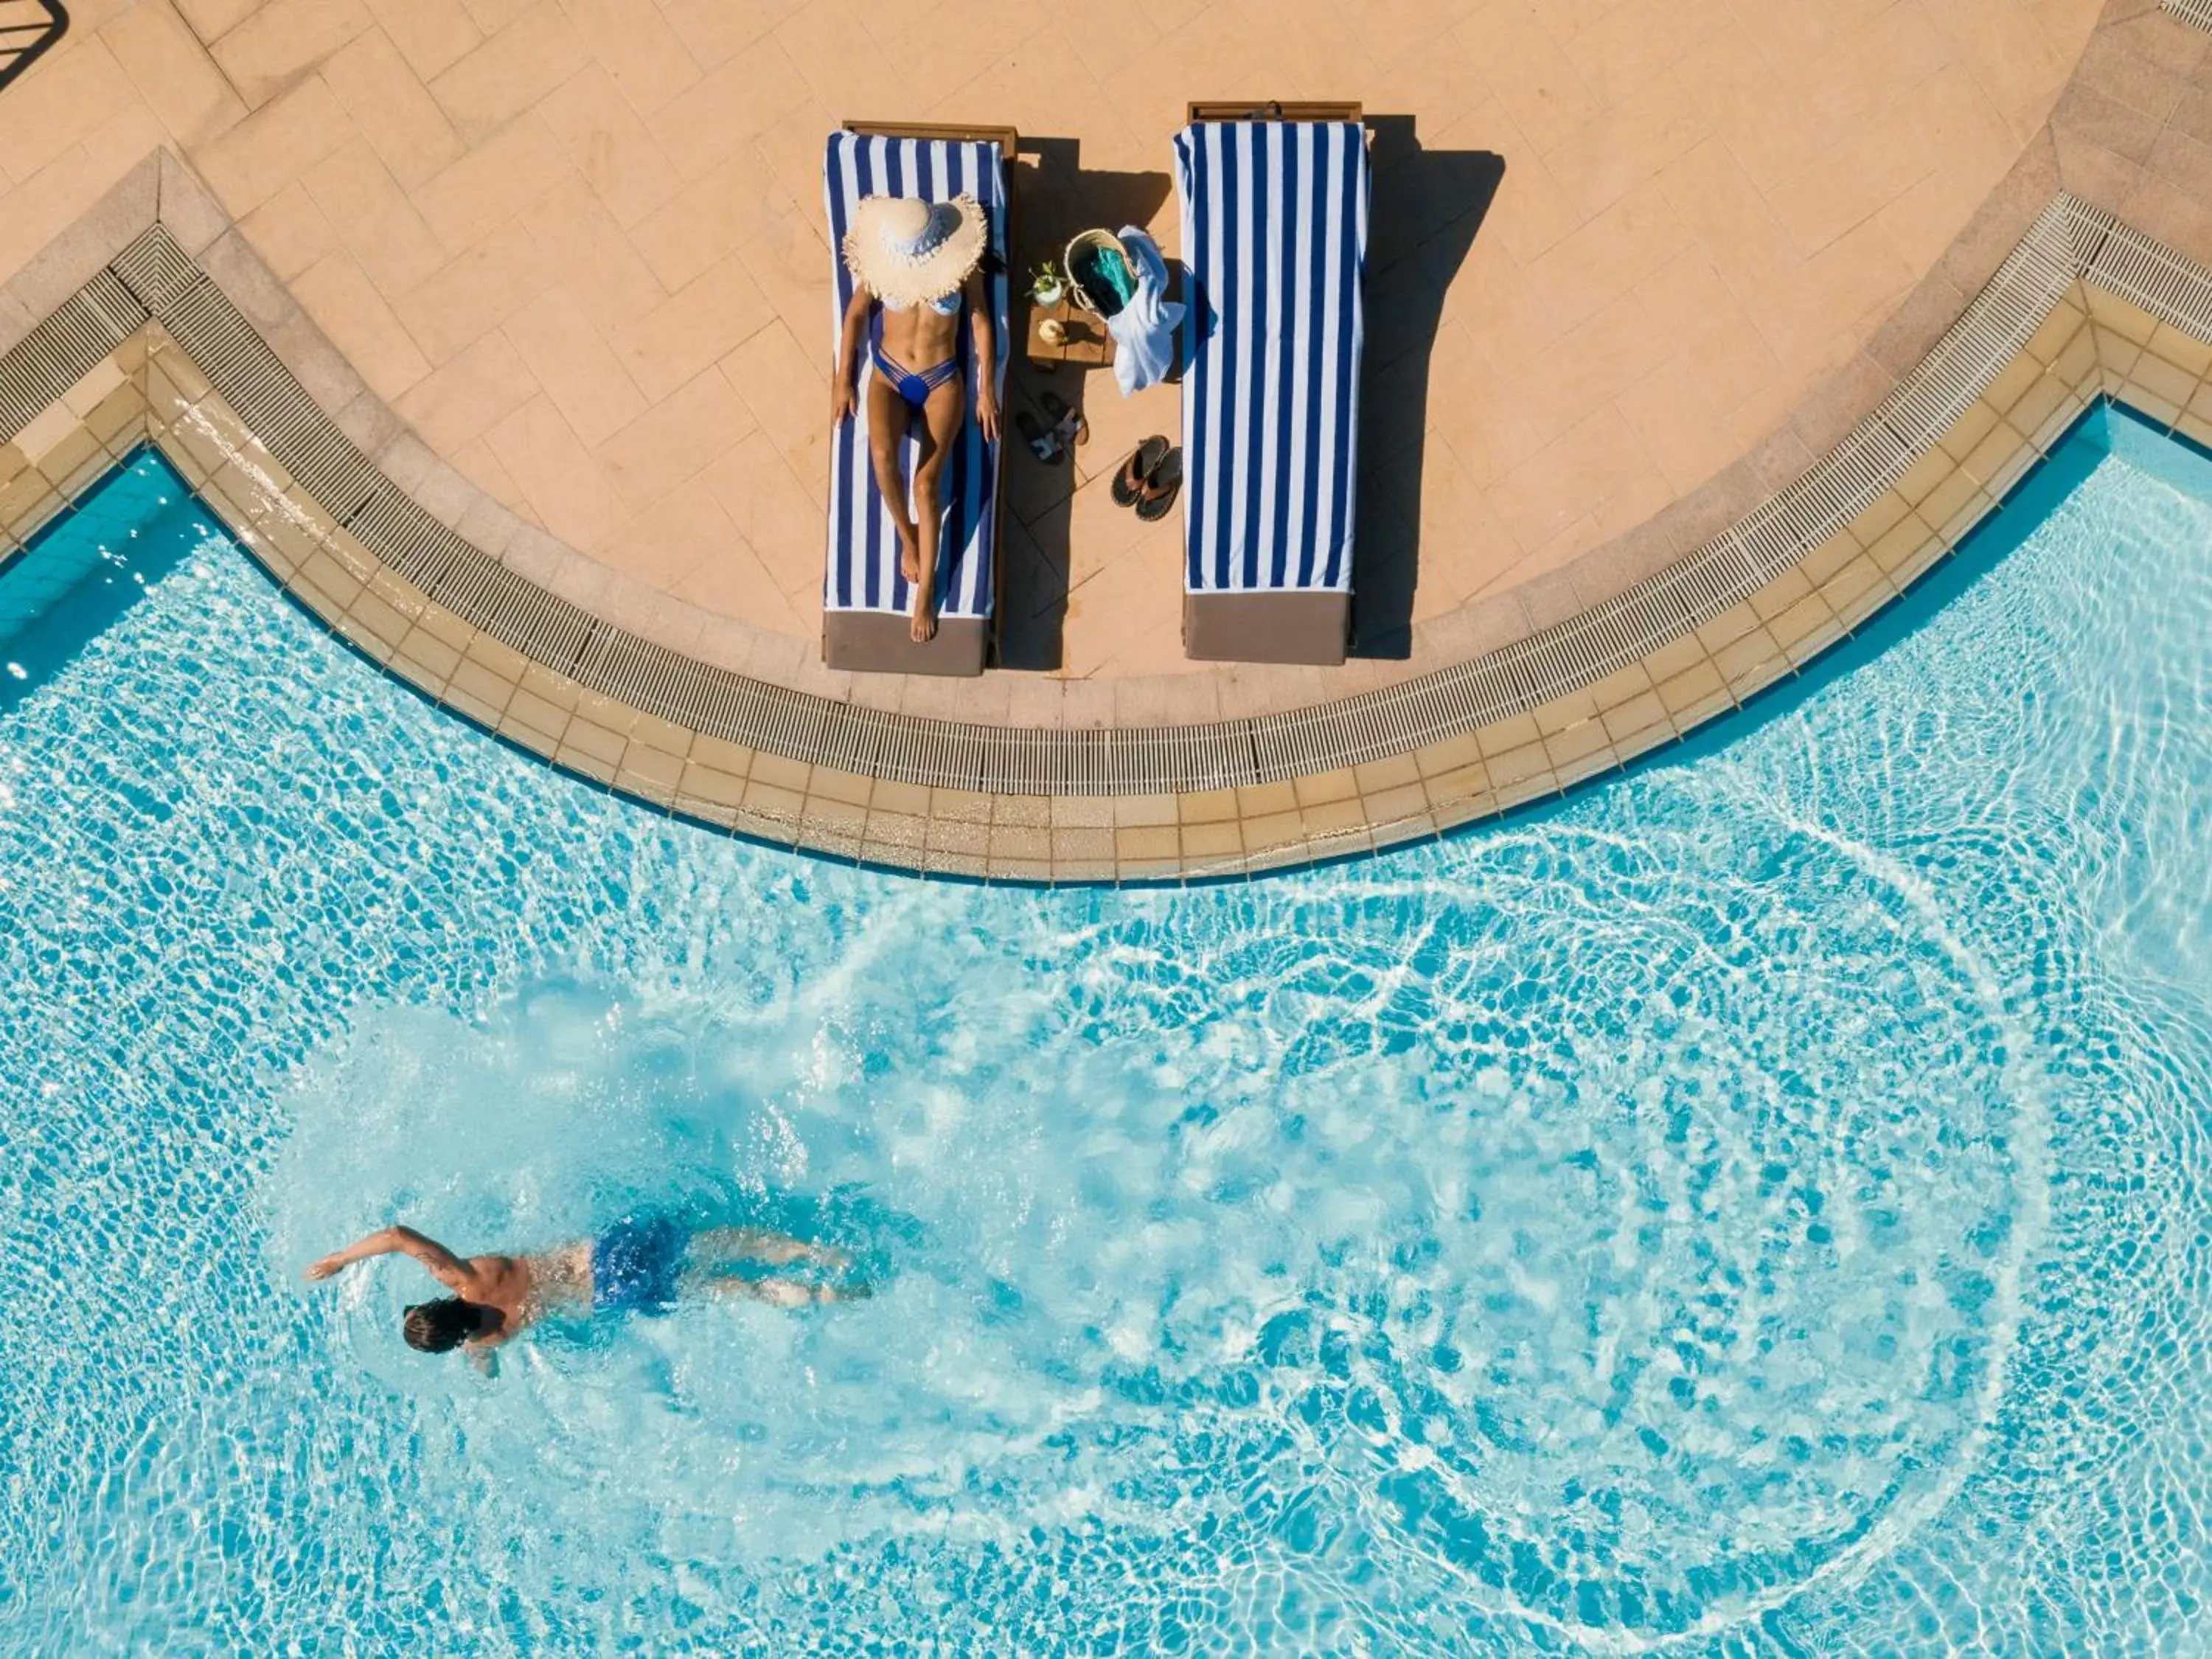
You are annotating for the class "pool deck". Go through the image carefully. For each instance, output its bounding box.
[4,0,2212,879]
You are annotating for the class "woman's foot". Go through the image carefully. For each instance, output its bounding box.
[898,520,921,583]
[910,593,937,643]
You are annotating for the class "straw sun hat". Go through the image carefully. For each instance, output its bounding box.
[844,195,988,309]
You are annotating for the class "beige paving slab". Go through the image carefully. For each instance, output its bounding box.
[499,281,644,444]
[361,0,483,80]
[291,250,431,400]
[319,22,466,186]
[103,0,250,147]
[208,0,372,111]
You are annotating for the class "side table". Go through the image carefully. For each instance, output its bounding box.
[1024,297,1116,372]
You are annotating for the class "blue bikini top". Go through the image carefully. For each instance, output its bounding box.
[882,290,963,316]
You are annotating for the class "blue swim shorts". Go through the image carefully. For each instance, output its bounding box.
[590,1214,688,1314]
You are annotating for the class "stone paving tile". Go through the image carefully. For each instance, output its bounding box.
[104,1,249,147]
[209,0,372,111]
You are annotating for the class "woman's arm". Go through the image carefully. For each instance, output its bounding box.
[967,271,998,444]
[830,285,871,425]
[305,1225,472,1291]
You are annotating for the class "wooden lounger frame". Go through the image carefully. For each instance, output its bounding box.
[1186,101,1363,125]
[1178,102,1364,667]
[845,119,1020,160]
[825,121,1019,678]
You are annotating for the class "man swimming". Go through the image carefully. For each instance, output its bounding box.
[305,1217,862,1359]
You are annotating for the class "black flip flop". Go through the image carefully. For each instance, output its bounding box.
[1017,408,1064,464]
[1134,445,1183,521]
[1041,389,1088,448]
[1112,435,1169,507]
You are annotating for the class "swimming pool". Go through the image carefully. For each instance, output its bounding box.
[0,406,2206,1652]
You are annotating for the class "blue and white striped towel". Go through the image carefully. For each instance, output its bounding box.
[1174,120,1370,596]
[822,132,1009,622]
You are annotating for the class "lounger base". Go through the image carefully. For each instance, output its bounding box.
[1183,590,1349,666]
[823,612,988,677]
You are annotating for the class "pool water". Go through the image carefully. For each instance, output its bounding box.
[1,408,2208,1654]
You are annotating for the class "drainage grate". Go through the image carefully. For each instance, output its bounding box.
[162,279,381,520]
[0,284,133,441]
[591,632,752,742]
[2163,0,2212,32]
[343,481,471,593]
[79,268,150,341]
[1877,202,2077,461]
[111,226,205,317]
[429,545,599,672]
[0,195,2180,802]
[2079,204,2212,341]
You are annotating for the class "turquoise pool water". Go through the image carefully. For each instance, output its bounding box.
[0,409,2208,1653]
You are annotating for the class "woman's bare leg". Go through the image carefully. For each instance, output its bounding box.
[864,374,919,582]
[908,374,966,643]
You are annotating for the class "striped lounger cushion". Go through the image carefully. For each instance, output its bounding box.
[821,132,1009,676]
[1174,120,1370,665]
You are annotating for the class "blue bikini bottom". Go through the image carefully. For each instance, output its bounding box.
[870,310,961,408]
[872,341,959,408]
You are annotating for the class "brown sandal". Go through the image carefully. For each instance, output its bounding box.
[1134,445,1183,522]
[1113,436,1169,507]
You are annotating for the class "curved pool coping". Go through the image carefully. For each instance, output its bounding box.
[4,195,2211,881]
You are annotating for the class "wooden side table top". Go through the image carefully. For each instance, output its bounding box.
[1024,297,1116,369]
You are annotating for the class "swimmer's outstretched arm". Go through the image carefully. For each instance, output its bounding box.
[305,1225,471,1290]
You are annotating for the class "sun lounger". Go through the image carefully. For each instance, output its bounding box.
[821,122,1015,676]
[1175,103,1370,665]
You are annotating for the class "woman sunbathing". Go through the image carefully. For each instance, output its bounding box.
[830,195,1000,643]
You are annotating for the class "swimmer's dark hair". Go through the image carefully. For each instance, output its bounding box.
[403,1298,488,1354]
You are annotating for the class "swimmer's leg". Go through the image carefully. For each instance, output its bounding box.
[688,1227,852,1270]
[696,1273,871,1307]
